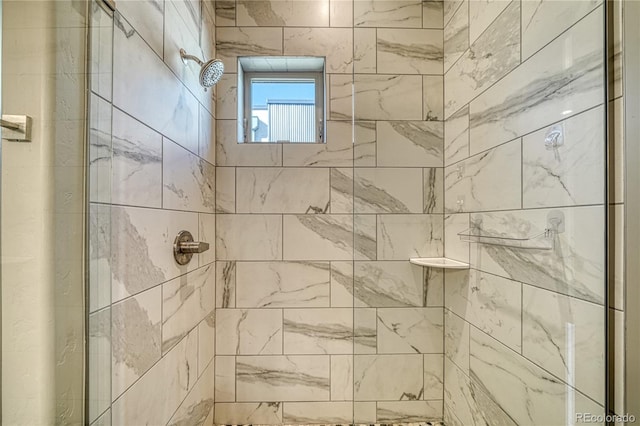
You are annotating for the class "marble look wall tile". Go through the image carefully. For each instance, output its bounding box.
[424,1,444,29]
[216,27,283,73]
[444,139,521,213]
[424,353,444,400]
[377,29,443,74]
[89,94,111,204]
[444,213,469,262]
[354,75,423,121]
[523,106,605,208]
[163,138,216,213]
[215,356,236,402]
[111,206,199,302]
[354,354,423,401]
[111,287,162,400]
[445,1,520,120]
[523,285,605,404]
[377,308,444,354]
[111,108,162,208]
[423,76,444,121]
[89,204,111,313]
[522,0,601,61]
[284,121,353,167]
[443,358,516,426]
[115,1,164,57]
[216,167,236,213]
[216,309,283,355]
[89,309,111,424]
[355,402,377,423]
[216,261,236,308]
[162,264,215,353]
[470,327,603,425]
[283,215,354,261]
[168,361,215,425]
[236,356,330,401]
[468,206,605,304]
[355,121,377,167]
[236,261,330,308]
[284,308,353,354]
[331,355,353,400]
[351,168,424,213]
[354,1,423,28]
[446,269,522,351]
[377,214,444,260]
[330,168,353,214]
[354,308,377,354]
[91,409,111,426]
[283,402,352,424]
[352,261,424,307]
[443,0,468,73]
[330,74,354,121]
[330,0,353,27]
[444,0,464,27]
[199,105,216,166]
[330,262,354,308]
[198,312,215,377]
[215,402,283,425]
[444,105,469,166]
[216,73,237,120]
[216,214,283,260]
[468,0,511,44]
[424,168,444,214]
[353,214,375,260]
[284,28,353,74]
[424,268,444,307]
[217,120,283,166]
[215,1,236,26]
[469,8,604,154]
[444,309,469,373]
[236,168,330,214]
[113,14,199,152]
[355,28,377,74]
[377,401,442,423]
[376,122,443,168]
[198,213,216,267]
[90,2,112,101]
[237,0,329,26]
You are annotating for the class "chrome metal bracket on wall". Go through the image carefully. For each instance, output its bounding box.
[1,115,33,142]
[173,230,210,265]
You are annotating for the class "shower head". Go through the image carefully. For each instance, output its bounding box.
[179,48,224,88]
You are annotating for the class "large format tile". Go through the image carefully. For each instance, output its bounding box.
[377,214,443,260]
[283,121,354,167]
[198,312,215,378]
[113,14,199,151]
[168,361,215,425]
[215,402,282,425]
[237,0,329,27]
[469,8,604,154]
[331,355,354,400]
[444,213,469,263]
[523,106,605,208]
[215,356,236,402]
[445,1,520,119]
[115,1,164,57]
[377,308,444,354]
[236,168,330,214]
[216,309,283,355]
[444,309,469,373]
[88,309,111,424]
[90,2,112,101]
[355,28,377,73]
[216,261,236,308]
[216,167,236,214]
[215,27,283,73]
[376,122,443,167]
[217,120,283,166]
[468,0,511,44]
[424,168,444,214]
[283,309,353,355]
[468,206,605,304]
[445,269,522,351]
[377,401,442,423]
[351,261,425,307]
[354,75,423,121]
[423,353,444,400]
[377,29,443,74]
[444,139,521,213]
[354,354,423,401]
[162,264,215,354]
[284,28,353,74]
[216,214,283,261]
[352,168,424,213]
[283,215,357,261]
[236,356,330,402]
[354,1,423,28]
[111,108,162,208]
[423,0,444,29]
[283,402,352,424]
[423,76,444,121]
[89,94,111,204]
[522,285,605,404]
[443,0,467,73]
[444,105,469,166]
[163,138,216,213]
[236,261,330,308]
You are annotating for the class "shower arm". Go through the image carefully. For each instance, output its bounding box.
[179,49,204,66]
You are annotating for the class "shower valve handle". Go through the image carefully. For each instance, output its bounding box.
[173,230,209,265]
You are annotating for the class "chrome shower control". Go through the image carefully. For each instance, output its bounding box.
[173,230,209,265]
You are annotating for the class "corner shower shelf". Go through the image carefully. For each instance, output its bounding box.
[409,257,470,269]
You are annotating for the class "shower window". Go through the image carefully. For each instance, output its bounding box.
[237,57,325,143]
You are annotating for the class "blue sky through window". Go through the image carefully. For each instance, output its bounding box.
[251,80,315,108]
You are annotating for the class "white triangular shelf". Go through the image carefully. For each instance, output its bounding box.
[409,257,470,269]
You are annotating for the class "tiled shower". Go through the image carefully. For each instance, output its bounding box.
[81,0,622,425]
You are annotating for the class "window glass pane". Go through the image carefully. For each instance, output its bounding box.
[250,79,316,142]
